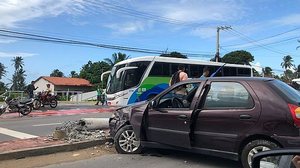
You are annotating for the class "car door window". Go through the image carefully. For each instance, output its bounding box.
[204,82,254,109]
[158,83,200,109]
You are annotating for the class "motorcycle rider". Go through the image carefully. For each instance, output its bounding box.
[26,81,38,98]
[42,84,52,103]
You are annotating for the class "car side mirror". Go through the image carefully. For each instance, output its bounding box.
[252,149,300,168]
[149,100,157,109]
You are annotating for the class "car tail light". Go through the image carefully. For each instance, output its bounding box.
[288,104,300,127]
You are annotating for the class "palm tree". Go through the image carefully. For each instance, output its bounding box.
[297,64,300,78]
[281,55,294,70]
[12,56,24,70]
[0,62,6,80]
[263,67,273,77]
[11,56,26,91]
[104,52,129,68]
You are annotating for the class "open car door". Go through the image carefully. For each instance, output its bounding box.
[146,82,203,148]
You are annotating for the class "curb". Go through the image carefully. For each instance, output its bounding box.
[0,139,107,161]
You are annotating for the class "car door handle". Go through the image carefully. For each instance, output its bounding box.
[177,114,188,120]
[240,114,252,120]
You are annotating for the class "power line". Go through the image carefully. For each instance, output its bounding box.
[223,27,300,47]
[241,36,300,50]
[85,0,213,28]
[228,29,295,56]
[0,29,213,57]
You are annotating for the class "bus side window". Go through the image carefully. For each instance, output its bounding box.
[237,68,251,76]
[223,67,237,76]
[149,62,171,76]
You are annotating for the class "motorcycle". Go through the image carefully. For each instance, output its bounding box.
[33,92,58,110]
[0,96,33,116]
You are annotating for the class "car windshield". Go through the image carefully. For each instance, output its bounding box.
[269,80,300,104]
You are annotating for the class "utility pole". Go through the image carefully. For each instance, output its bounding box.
[215,26,231,62]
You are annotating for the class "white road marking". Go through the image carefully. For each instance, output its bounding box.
[0,127,38,139]
[32,123,62,127]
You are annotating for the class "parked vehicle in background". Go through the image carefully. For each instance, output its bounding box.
[109,77,300,168]
[33,92,58,109]
[103,56,253,107]
[0,96,33,116]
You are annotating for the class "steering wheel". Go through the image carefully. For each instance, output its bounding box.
[171,97,184,108]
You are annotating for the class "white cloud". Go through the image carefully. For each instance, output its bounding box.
[0,0,94,28]
[0,51,37,58]
[273,13,300,26]
[0,38,16,44]
[105,21,151,35]
[137,0,246,23]
[191,27,216,39]
[250,62,263,73]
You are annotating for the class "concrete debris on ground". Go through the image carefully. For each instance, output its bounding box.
[105,141,114,148]
[52,120,108,143]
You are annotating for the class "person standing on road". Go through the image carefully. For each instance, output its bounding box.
[169,64,188,96]
[26,81,38,98]
[200,66,210,78]
[169,64,188,86]
[95,86,102,105]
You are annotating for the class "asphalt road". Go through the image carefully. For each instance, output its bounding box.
[42,149,241,168]
[0,108,112,141]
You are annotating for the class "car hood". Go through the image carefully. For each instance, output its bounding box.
[116,100,148,111]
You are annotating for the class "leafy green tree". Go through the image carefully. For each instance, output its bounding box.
[104,52,129,68]
[160,51,187,59]
[222,50,254,65]
[69,71,79,78]
[79,61,110,86]
[50,69,64,77]
[281,69,296,83]
[281,55,294,70]
[252,69,261,77]
[263,67,273,77]
[11,56,26,91]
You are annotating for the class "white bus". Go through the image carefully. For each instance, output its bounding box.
[103,56,253,106]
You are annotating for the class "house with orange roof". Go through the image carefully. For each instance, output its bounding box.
[34,76,93,94]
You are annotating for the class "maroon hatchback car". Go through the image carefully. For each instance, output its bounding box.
[109,77,300,168]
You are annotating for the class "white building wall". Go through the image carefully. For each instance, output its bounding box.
[34,78,55,93]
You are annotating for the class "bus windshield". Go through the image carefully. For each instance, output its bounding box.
[106,64,126,94]
[106,61,150,94]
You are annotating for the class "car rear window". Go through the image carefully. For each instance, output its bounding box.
[268,80,300,104]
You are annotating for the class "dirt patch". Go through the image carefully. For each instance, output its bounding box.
[0,144,116,168]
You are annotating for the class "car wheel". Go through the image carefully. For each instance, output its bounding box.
[241,139,279,168]
[114,125,142,154]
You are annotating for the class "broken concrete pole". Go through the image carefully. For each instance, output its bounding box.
[53,130,66,140]
[79,118,110,130]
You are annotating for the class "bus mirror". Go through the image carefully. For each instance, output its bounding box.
[101,71,111,81]
[116,66,138,79]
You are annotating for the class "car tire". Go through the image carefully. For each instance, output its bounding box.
[241,139,279,168]
[114,125,142,154]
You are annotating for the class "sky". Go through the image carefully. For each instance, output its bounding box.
[0,0,300,84]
